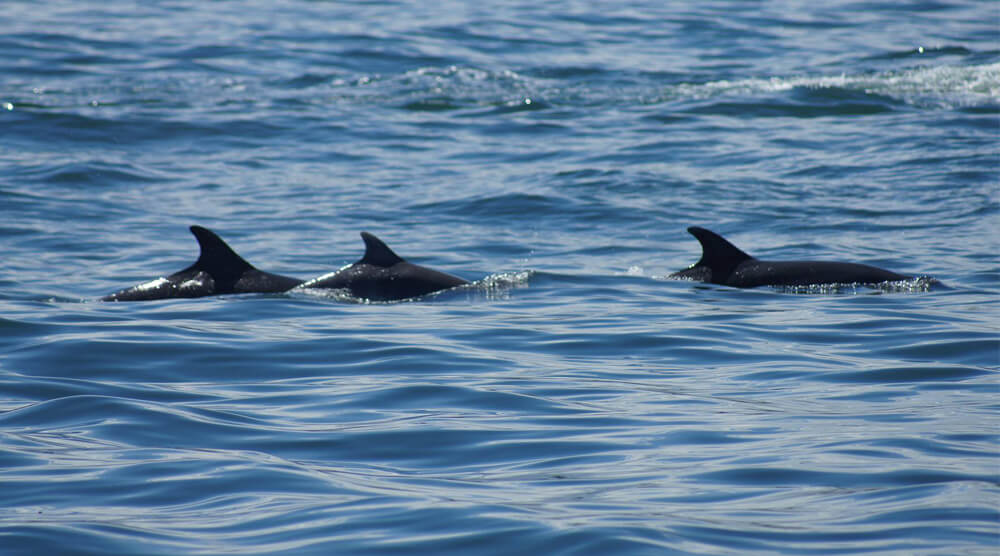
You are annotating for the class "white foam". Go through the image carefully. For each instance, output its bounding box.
[674,63,1000,108]
[773,276,940,294]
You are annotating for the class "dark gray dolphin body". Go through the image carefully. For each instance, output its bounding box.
[298,232,469,301]
[102,226,303,301]
[670,226,910,288]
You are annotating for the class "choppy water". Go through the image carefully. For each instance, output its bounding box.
[1,1,998,554]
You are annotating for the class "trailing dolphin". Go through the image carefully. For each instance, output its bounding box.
[670,226,912,288]
[102,226,303,301]
[298,232,469,301]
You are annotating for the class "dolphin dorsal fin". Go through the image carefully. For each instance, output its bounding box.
[688,226,754,280]
[359,232,405,267]
[189,225,255,280]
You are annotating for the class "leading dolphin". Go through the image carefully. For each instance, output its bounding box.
[102,226,303,301]
[298,232,469,301]
[670,226,911,288]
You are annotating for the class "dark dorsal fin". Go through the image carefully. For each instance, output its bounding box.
[189,225,255,282]
[359,232,405,267]
[688,226,755,282]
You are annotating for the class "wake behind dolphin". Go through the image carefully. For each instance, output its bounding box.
[670,226,914,288]
[102,226,303,301]
[297,232,469,301]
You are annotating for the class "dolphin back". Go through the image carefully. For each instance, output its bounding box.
[102,226,301,301]
[300,232,469,301]
[672,227,912,288]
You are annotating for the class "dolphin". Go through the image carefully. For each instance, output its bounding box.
[670,226,911,288]
[102,226,303,301]
[298,232,469,301]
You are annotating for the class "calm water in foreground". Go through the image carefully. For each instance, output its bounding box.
[1,1,998,554]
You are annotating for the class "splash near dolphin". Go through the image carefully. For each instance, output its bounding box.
[298,232,469,301]
[102,226,303,301]
[670,226,913,288]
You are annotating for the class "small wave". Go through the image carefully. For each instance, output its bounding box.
[325,65,534,111]
[294,286,377,304]
[411,192,566,218]
[865,46,975,61]
[669,63,1000,109]
[324,61,1000,116]
[328,61,976,117]
[471,270,535,300]
[816,365,991,385]
[13,160,167,186]
[772,276,941,294]
[665,276,941,294]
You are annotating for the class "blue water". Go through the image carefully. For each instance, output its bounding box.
[1,1,998,554]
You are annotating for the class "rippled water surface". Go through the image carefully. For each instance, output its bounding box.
[1,1,998,554]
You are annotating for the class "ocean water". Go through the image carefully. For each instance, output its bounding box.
[1,1,998,554]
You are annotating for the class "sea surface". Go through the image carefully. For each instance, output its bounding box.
[1,1,998,554]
